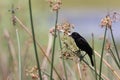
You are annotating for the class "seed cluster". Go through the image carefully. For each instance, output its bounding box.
[48,0,62,11]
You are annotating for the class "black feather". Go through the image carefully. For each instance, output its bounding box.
[70,32,94,66]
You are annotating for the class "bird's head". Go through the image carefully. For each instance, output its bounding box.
[69,32,81,40]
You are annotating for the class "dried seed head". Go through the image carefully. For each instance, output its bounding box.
[111,12,120,22]
[52,3,60,11]
[100,12,120,28]
[100,15,112,28]
[59,21,74,35]
[49,21,74,36]
[26,66,40,79]
[47,0,62,11]
[31,73,39,79]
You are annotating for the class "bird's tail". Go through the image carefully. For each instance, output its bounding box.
[89,54,94,66]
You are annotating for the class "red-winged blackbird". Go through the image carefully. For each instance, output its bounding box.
[70,32,94,66]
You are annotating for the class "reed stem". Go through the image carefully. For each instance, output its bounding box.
[99,27,107,80]
[28,0,42,79]
[50,10,59,80]
[58,31,68,80]
[110,27,120,64]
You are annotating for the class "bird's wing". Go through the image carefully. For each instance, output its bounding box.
[79,36,88,43]
[76,37,91,50]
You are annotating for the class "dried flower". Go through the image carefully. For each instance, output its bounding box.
[100,15,112,28]
[47,0,62,11]
[52,3,60,11]
[26,66,39,80]
[49,21,74,36]
[60,21,74,35]
[100,12,120,28]
[111,12,120,22]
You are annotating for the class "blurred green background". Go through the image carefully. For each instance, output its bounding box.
[0,0,120,80]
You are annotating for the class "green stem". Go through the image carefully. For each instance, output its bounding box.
[99,27,107,80]
[16,29,22,80]
[92,33,98,80]
[28,0,42,80]
[50,10,59,80]
[110,27,120,64]
[58,31,68,80]
[109,49,120,69]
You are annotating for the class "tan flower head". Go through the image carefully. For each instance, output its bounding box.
[26,66,39,79]
[112,12,120,22]
[47,0,62,11]
[100,15,112,28]
[100,12,120,28]
[59,21,74,35]
[49,21,74,36]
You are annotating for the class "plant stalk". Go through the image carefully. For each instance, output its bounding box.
[109,49,120,69]
[110,27,120,64]
[28,0,42,79]
[16,29,22,80]
[58,31,68,80]
[99,27,107,80]
[50,10,59,80]
[92,33,98,80]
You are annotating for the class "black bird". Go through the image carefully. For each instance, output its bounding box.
[70,32,94,66]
